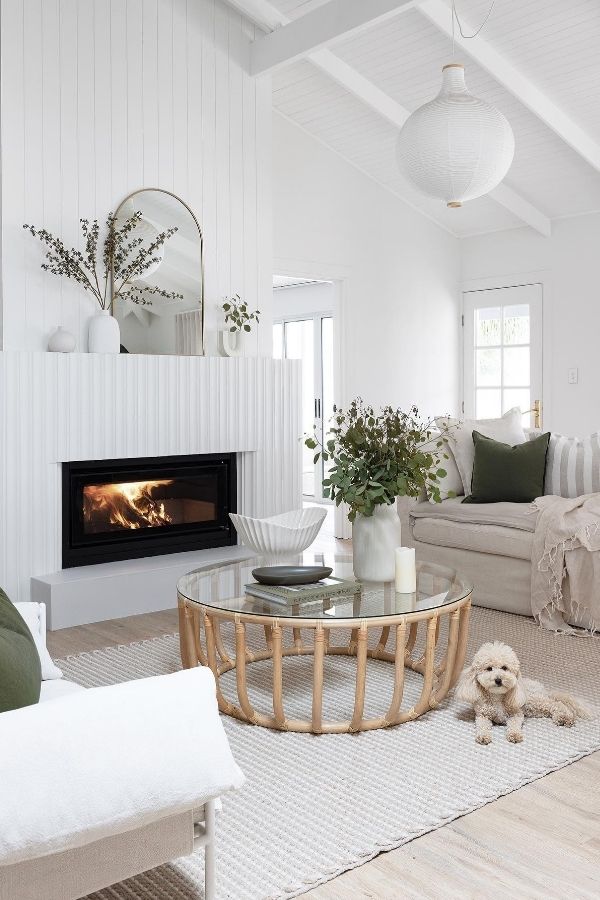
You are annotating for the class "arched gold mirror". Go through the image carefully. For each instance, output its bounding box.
[112,188,204,355]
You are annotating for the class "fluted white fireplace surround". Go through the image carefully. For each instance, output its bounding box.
[0,352,302,625]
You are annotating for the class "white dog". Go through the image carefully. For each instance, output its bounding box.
[456,641,590,745]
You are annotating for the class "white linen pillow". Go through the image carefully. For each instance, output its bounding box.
[14,602,63,680]
[544,432,600,498]
[427,432,464,503]
[435,408,527,495]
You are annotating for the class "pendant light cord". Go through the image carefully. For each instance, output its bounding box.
[452,0,496,54]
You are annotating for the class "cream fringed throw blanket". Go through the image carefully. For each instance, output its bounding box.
[532,494,600,632]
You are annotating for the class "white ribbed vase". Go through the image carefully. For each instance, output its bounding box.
[352,504,402,583]
[88,309,120,353]
[396,63,514,207]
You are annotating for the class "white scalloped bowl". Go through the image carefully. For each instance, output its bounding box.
[229,507,327,555]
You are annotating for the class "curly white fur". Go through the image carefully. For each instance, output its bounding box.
[456,641,591,745]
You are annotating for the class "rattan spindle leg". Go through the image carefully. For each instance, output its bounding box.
[264,623,273,650]
[235,617,257,724]
[405,621,418,658]
[203,613,219,678]
[213,619,232,668]
[312,623,325,733]
[385,621,407,725]
[416,616,439,713]
[431,609,460,705]
[272,621,286,728]
[293,628,303,654]
[178,598,195,668]
[375,626,391,658]
[450,602,471,687]
[191,607,207,666]
[350,621,368,732]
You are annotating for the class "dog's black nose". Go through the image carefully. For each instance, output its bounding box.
[495,677,502,686]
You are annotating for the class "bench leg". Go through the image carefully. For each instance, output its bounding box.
[204,799,216,900]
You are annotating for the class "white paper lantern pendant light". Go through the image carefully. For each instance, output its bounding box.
[396,2,514,208]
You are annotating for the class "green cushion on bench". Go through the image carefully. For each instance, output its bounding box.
[0,588,42,713]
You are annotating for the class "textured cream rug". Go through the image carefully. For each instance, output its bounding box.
[57,608,600,900]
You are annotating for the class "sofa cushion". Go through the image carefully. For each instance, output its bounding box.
[544,432,600,497]
[427,432,464,502]
[436,408,526,494]
[464,430,550,504]
[0,589,42,713]
[410,496,538,532]
[412,517,533,561]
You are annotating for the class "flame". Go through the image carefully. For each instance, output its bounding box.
[83,480,175,530]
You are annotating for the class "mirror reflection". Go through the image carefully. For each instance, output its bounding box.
[113,189,204,355]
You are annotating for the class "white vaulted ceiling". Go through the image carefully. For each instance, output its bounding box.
[229,0,600,237]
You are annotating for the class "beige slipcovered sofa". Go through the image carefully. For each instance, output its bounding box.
[398,495,584,628]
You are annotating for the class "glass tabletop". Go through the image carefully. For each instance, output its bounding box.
[177,552,472,620]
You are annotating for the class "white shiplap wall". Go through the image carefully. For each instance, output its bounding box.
[0,353,302,601]
[1,0,273,354]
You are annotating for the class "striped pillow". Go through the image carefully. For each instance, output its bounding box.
[544,433,600,498]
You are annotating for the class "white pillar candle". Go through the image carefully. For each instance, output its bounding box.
[395,546,416,593]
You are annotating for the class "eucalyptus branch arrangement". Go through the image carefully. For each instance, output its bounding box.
[306,398,450,521]
[222,295,261,333]
[23,212,183,310]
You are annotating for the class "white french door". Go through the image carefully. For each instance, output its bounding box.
[463,284,543,427]
[273,314,334,499]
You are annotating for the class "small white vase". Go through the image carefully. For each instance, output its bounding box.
[48,325,76,353]
[352,503,402,582]
[219,329,243,358]
[88,309,120,353]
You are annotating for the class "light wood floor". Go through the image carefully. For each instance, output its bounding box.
[46,527,600,900]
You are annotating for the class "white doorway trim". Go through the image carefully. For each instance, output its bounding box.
[461,268,552,431]
[273,257,350,538]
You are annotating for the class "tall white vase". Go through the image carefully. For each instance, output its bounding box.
[352,503,402,582]
[88,309,120,353]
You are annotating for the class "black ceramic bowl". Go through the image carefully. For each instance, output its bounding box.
[251,565,333,586]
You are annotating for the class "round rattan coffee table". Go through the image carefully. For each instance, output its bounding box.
[177,553,472,734]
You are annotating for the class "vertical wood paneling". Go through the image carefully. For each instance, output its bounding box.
[0,355,301,601]
[1,0,272,351]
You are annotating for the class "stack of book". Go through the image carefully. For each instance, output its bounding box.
[245,576,358,607]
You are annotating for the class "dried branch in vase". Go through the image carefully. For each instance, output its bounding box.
[23,211,183,311]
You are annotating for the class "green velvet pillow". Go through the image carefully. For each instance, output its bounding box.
[463,430,550,504]
[0,588,42,713]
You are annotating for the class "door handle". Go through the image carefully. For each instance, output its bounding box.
[525,400,542,429]
[317,398,321,419]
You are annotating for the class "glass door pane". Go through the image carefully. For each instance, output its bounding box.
[464,285,542,427]
[284,319,315,496]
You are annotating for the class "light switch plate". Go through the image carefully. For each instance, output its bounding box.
[568,367,578,384]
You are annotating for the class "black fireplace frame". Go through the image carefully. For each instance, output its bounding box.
[62,453,237,568]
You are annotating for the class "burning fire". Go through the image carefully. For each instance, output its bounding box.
[83,480,175,530]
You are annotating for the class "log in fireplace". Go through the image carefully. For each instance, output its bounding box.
[62,454,237,567]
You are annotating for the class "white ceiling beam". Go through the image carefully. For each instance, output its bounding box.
[222,0,286,32]
[250,0,417,76]
[224,0,551,235]
[418,0,600,174]
[488,184,551,237]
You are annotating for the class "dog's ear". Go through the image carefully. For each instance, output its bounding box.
[506,671,527,711]
[455,665,482,705]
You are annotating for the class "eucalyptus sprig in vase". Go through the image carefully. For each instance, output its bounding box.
[220,294,260,357]
[24,212,182,352]
[306,399,448,581]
